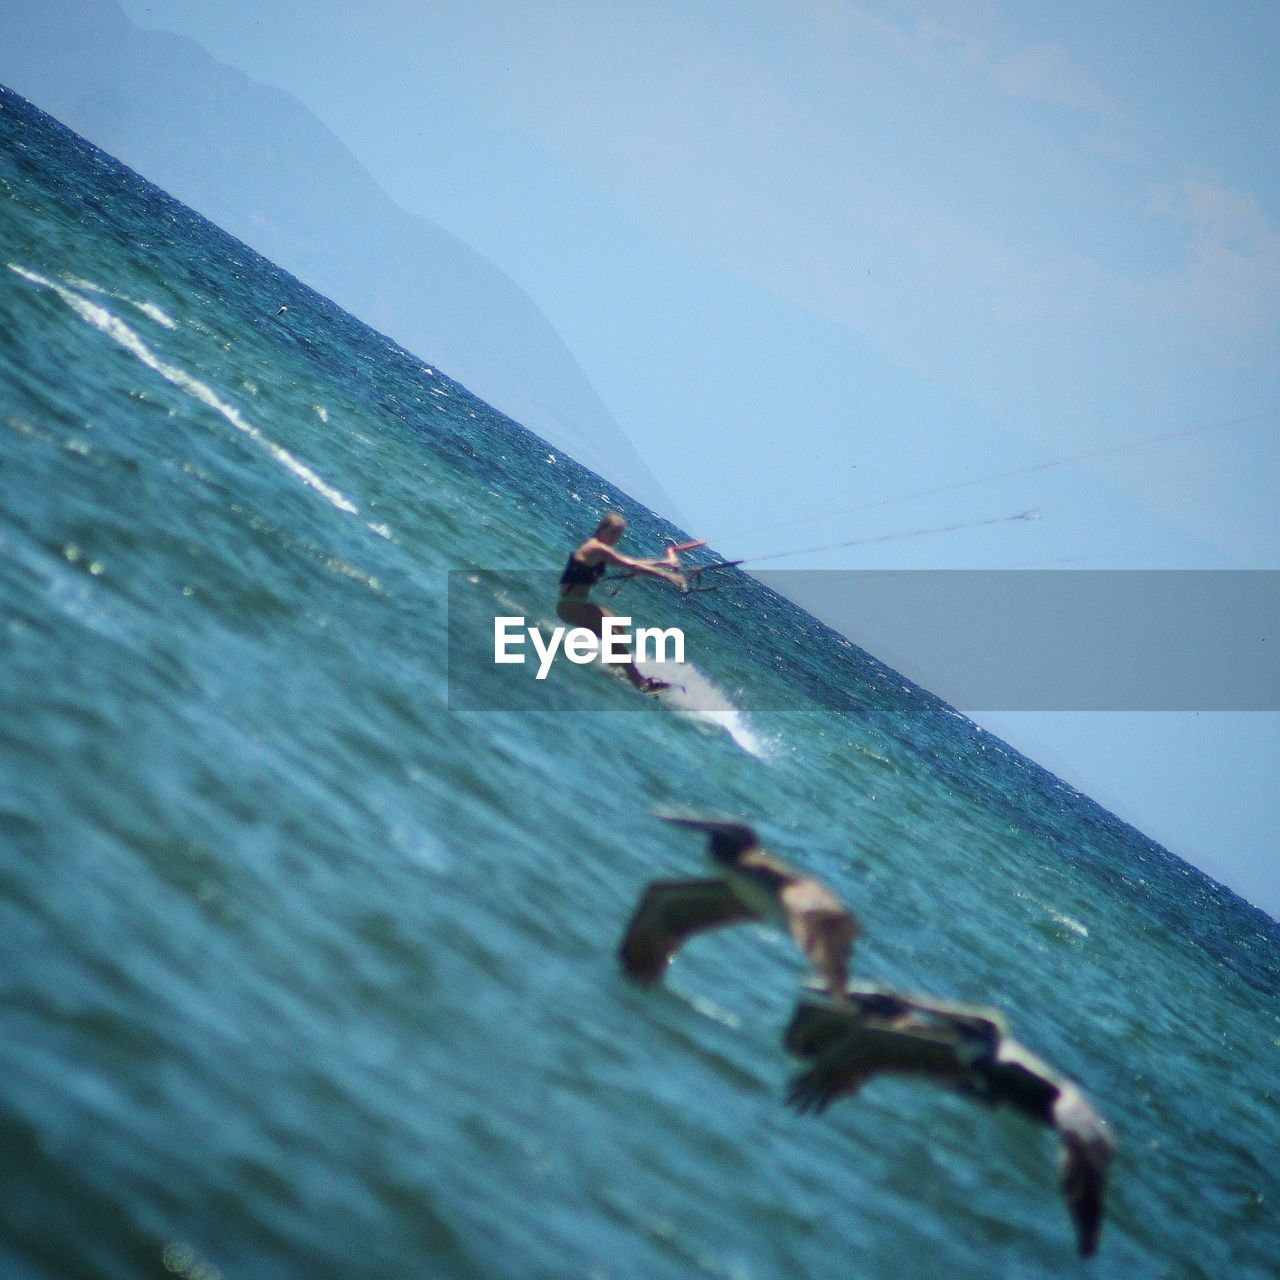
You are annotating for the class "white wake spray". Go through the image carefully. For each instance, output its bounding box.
[635,658,772,759]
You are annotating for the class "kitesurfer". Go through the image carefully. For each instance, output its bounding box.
[557,512,684,692]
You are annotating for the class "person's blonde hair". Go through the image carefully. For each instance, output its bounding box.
[595,512,626,538]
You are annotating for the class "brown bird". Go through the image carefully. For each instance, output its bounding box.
[618,816,859,1000]
[784,986,1115,1258]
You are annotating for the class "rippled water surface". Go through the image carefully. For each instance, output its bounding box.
[2,87,1278,1280]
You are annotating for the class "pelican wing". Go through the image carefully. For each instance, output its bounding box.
[1052,1084,1114,1257]
[779,878,859,999]
[618,877,759,985]
[793,1018,972,1111]
[785,996,873,1058]
[801,980,1008,1034]
[962,1042,1112,1256]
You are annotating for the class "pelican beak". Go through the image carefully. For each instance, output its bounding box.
[654,812,757,841]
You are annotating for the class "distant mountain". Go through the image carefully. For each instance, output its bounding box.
[0,0,675,515]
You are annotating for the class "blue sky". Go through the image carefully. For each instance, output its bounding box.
[116,0,1278,910]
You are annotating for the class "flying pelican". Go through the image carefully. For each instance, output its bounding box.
[784,985,1114,1257]
[618,816,859,1000]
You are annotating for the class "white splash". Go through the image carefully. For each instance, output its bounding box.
[11,265,358,516]
[1049,911,1090,938]
[637,659,771,759]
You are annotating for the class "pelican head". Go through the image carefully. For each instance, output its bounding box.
[657,813,760,865]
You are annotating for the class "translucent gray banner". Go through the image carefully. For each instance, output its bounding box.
[769,570,1280,710]
[447,570,1280,711]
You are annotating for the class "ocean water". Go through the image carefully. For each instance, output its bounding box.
[1,84,1277,1280]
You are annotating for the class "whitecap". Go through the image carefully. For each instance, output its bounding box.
[134,301,176,328]
[1049,911,1090,938]
[61,272,177,328]
[11,265,358,516]
[679,989,742,1030]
